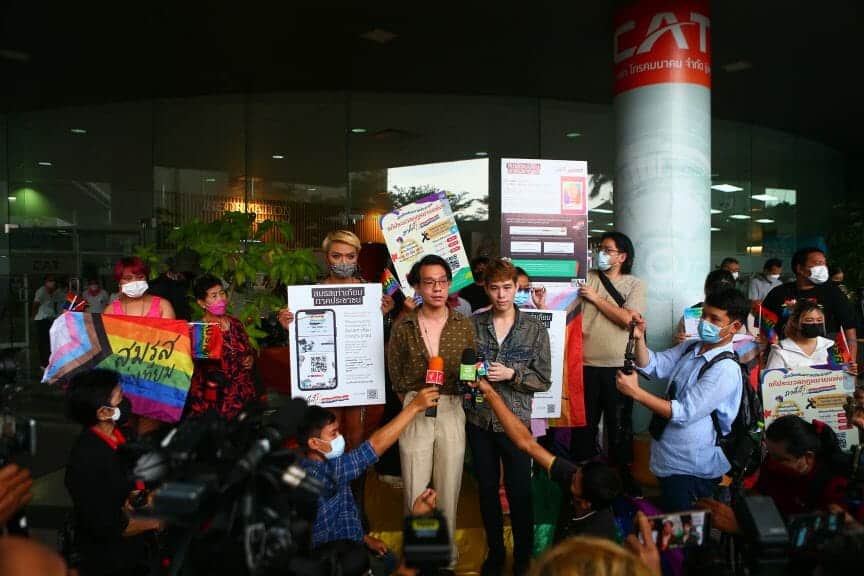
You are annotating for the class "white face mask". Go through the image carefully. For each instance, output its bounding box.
[322,434,346,460]
[731,271,739,281]
[767,274,780,282]
[808,265,829,285]
[121,280,149,298]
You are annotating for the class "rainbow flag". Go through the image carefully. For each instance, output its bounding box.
[381,268,402,296]
[189,322,223,360]
[760,306,780,345]
[44,313,194,423]
[828,330,853,368]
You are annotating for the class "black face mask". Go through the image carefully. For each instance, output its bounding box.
[800,323,826,339]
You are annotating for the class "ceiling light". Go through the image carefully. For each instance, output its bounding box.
[204,178,216,183]
[755,218,775,224]
[710,227,722,232]
[729,214,751,220]
[710,209,722,214]
[589,208,613,214]
[722,60,752,73]
[271,154,284,159]
[587,219,593,223]
[37,161,52,167]
[307,187,317,192]
[7,196,16,201]
[474,151,488,157]
[69,128,87,135]
[350,128,367,134]
[751,194,778,202]
[711,184,743,193]
[565,131,582,139]
[360,28,397,44]
[606,222,614,226]
[590,229,606,234]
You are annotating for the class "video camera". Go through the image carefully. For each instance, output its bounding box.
[403,511,451,574]
[129,398,334,576]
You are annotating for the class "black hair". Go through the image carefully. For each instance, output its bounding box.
[297,405,337,449]
[600,232,635,274]
[65,369,121,427]
[720,257,739,269]
[407,254,452,286]
[703,269,736,296]
[791,247,824,276]
[515,267,529,279]
[193,274,224,300]
[580,462,623,510]
[765,415,823,457]
[703,287,749,325]
[828,264,843,277]
[764,258,782,271]
[470,255,490,269]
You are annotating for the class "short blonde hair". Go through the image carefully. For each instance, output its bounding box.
[528,537,654,576]
[322,230,361,253]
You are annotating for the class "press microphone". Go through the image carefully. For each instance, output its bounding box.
[459,349,477,410]
[425,356,445,417]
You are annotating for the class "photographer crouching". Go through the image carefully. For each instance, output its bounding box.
[64,369,163,576]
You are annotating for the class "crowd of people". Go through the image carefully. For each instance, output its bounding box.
[3,231,864,576]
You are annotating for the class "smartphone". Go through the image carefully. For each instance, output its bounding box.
[295,309,338,391]
[645,510,711,550]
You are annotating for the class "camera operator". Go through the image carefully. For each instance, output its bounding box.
[297,386,440,575]
[64,369,162,576]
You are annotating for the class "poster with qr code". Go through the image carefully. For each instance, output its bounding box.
[287,283,385,407]
[522,310,566,419]
[379,192,473,298]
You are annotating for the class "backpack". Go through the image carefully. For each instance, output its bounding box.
[693,344,765,481]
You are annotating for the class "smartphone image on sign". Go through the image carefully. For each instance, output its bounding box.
[295,309,338,391]
[645,510,711,551]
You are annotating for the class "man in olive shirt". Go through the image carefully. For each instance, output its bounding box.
[571,232,645,495]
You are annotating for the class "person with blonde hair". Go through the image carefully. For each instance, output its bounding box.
[278,229,395,449]
[528,512,660,576]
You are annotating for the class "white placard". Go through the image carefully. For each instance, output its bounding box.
[287,283,385,407]
[543,242,575,254]
[522,309,566,419]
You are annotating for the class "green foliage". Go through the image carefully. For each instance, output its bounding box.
[826,200,864,295]
[132,244,165,280]
[165,212,320,347]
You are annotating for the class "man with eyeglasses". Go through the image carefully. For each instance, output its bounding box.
[387,254,476,569]
[570,232,645,496]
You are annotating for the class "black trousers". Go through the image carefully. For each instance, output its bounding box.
[568,365,634,465]
[466,422,534,573]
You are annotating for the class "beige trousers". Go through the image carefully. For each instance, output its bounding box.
[399,392,465,558]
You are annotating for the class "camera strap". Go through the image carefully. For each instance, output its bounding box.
[597,271,626,308]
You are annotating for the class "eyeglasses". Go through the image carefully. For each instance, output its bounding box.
[598,246,621,255]
[420,279,451,288]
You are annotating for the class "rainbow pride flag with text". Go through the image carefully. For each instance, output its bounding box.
[44,313,194,422]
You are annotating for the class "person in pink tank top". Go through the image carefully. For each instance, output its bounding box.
[107,257,175,319]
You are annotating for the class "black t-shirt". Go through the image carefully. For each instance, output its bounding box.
[761,281,855,337]
[149,274,191,320]
[458,283,490,311]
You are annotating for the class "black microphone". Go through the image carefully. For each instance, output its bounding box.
[459,348,477,410]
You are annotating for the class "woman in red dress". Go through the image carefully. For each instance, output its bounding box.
[186,274,258,419]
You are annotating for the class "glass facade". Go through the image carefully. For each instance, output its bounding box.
[0,92,848,368]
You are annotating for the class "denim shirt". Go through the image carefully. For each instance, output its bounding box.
[643,340,743,479]
[469,307,552,431]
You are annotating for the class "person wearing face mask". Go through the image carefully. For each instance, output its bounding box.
[106,257,175,320]
[277,230,394,450]
[765,300,858,374]
[82,278,110,314]
[719,257,741,282]
[33,274,66,368]
[297,388,439,572]
[64,369,161,576]
[571,232,645,497]
[458,255,491,311]
[761,247,857,362]
[748,258,783,309]
[185,275,258,419]
[615,288,749,512]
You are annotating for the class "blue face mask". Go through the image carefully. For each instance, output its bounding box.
[597,251,612,272]
[323,434,346,460]
[514,289,531,307]
[697,319,730,343]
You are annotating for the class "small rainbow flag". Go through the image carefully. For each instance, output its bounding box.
[760,306,780,345]
[189,322,223,360]
[381,268,402,296]
[44,313,195,423]
[828,330,853,368]
[63,293,88,312]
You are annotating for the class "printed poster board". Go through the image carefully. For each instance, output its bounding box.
[287,283,386,407]
[522,309,566,419]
